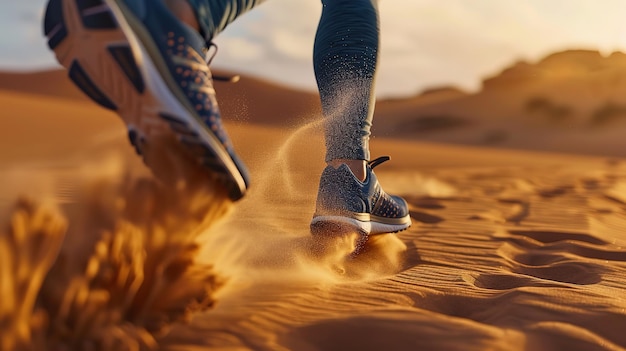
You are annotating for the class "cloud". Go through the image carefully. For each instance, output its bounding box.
[211,0,626,96]
[210,0,320,90]
[375,0,626,95]
[0,1,57,70]
[216,37,265,62]
[4,0,626,96]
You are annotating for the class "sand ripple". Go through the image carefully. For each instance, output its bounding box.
[162,164,626,351]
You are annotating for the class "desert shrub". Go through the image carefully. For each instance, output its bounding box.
[525,96,551,113]
[525,96,572,122]
[482,130,508,145]
[591,102,626,126]
[0,136,231,351]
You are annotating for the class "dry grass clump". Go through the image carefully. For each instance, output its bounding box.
[0,135,233,350]
[0,199,67,350]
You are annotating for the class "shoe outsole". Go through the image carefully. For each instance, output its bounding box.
[76,0,118,29]
[67,60,119,110]
[107,45,145,93]
[44,0,247,201]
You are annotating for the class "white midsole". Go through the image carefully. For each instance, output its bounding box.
[311,215,411,235]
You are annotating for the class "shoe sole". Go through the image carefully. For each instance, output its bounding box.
[43,0,247,200]
[310,215,411,236]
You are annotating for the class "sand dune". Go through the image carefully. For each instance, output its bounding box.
[0,69,321,127]
[9,49,626,159]
[172,149,626,351]
[374,50,626,157]
[1,69,626,350]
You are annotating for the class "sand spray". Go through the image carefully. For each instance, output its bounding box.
[202,108,408,291]
[0,93,408,349]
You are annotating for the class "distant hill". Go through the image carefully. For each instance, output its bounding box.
[3,49,626,157]
[374,49,626,156]
[0,68,321,127]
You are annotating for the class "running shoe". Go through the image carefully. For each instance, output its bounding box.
[310,156,411,235]
[43,0,249,200]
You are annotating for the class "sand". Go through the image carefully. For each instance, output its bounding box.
[1,71,626,350]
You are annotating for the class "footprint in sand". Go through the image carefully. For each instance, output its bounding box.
[512,261,604,285]
[400,196,447,225]
[499,229,626,262]
[404,196,446,210]
[536,185,575,198]
[493,229,624,285]
[409,210,444,225]
[498,199,530,224]
[472,272,562,290]
[468,198,530,224]
[508,230,606,245]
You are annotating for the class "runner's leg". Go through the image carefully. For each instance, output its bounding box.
[313,0,379,165]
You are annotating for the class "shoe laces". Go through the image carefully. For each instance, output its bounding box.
[368,156,391,169]
[204,41,240,83]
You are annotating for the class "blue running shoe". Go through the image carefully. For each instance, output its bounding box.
[310,156,412,235]
[43,0,249,200]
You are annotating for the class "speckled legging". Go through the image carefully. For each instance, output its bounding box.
[187,0,379,161]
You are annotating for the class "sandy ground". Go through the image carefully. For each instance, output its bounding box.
[1,72,626,350]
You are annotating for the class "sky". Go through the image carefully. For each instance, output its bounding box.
[3,0,626,97]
